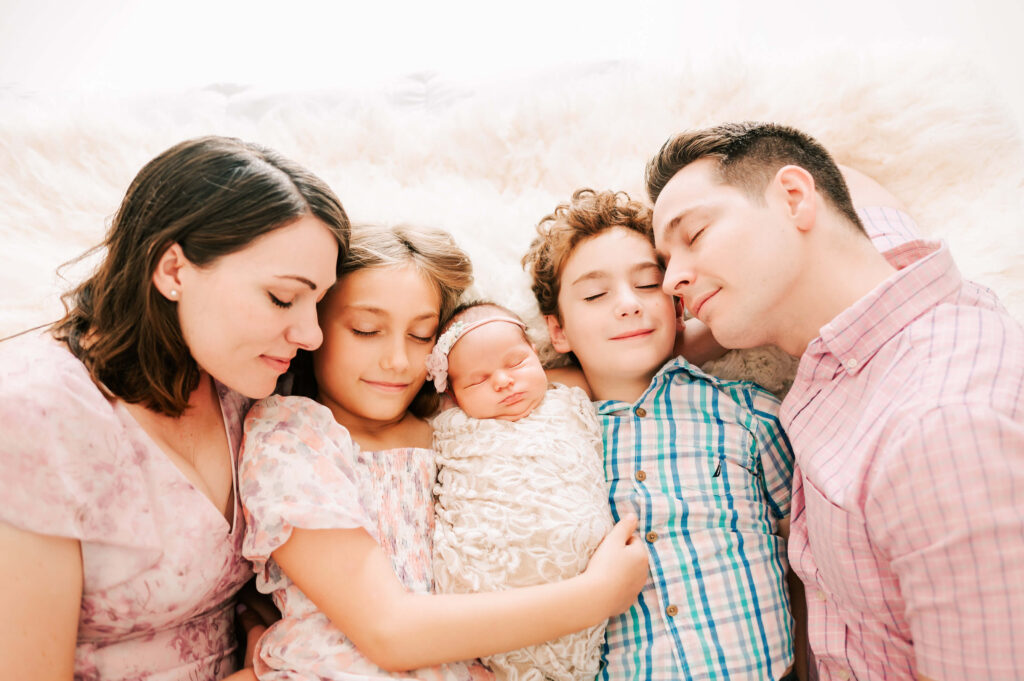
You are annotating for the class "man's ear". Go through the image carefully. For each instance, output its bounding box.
[544,314,572,354]
[772,165,817,232]
[152,242,188,301]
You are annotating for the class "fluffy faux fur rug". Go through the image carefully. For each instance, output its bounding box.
[3,47,1022,393]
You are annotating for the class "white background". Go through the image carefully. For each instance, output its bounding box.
[1,0,1022,130]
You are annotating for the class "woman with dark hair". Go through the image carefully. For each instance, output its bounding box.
[0,136,350,680]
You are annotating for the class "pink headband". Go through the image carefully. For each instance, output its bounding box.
[424,316,526,393]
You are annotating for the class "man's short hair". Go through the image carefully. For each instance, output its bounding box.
[645,122,865,233]
[522,188,654,320]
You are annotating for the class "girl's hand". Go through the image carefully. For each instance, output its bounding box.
[582,514,649,618]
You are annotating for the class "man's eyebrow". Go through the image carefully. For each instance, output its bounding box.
[274,274,319,290]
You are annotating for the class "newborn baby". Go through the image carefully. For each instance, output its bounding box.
[428,301,613,681]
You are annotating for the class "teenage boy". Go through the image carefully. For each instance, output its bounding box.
[523,189,796,681]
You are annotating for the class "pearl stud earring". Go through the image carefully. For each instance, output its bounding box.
[169,289,179,300]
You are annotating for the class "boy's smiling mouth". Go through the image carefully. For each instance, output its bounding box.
[610,328,655,341]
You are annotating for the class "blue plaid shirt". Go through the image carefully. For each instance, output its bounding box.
[596,356,794,680]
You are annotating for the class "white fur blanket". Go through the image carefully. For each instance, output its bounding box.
[3,47,1022,391]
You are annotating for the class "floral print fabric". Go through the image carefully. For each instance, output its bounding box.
[240,395,492,681]
[0,334,253,680]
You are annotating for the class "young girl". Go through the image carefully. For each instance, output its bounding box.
[238,224,648,681]
[429,301,613,681]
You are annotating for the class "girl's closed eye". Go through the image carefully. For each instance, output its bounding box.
[409,332,434,343]
[351,327,379,337]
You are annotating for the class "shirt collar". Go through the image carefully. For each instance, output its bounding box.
[594,355,715,414]
[810,239,962,374]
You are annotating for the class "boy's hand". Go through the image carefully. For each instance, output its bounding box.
[583,514,649,617]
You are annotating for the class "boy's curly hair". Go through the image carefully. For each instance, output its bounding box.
[522,188,653,320]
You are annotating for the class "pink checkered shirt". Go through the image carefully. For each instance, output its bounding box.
[784,208,1024,680]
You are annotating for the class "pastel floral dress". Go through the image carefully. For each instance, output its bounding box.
[239,395,493,681]
[0,334,253,680]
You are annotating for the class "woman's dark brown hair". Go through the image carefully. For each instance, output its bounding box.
[51,135,350,416]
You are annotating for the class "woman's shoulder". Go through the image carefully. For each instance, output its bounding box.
[0,332,101,403]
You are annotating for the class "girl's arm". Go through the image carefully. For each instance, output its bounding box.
[0,521,82,680]
[273,515,647,673]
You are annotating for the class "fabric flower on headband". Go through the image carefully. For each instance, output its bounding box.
[425,320,467,392]
[424,316,525,393]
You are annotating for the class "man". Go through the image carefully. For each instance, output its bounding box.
[647,121,1024,681]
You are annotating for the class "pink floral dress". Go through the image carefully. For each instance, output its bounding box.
[0,334,253,680]
[239,395,493,681]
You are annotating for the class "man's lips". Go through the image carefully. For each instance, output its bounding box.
[690,289,719,320]
[610,328,654,341]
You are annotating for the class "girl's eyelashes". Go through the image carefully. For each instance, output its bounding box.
[351,328,378,337]
[269,293,293,309]
[409,333,433,343]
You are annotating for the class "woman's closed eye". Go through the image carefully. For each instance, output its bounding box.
[268,293,293,309]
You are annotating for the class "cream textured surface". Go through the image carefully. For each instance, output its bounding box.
[2,48,1022,390]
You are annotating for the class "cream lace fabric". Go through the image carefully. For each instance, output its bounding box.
[433,384,613,681]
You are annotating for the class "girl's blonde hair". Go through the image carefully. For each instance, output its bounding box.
[291,223,474,418]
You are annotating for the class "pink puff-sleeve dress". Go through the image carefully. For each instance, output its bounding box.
[239,395,493,681]
[0,333,254,680]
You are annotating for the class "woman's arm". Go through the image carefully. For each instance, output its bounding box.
[273,515,647,672]
[0,521,82,680]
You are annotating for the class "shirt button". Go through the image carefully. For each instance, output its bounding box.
[645,531,659,543]
[836,670,851,681]
[635,470,647,482]
[635,407,647,417]
[816,589,828,602]
[665,604,678,617]
[844,357,859,370]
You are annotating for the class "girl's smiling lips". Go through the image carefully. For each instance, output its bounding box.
[362,379,411,393]
[610,328,654,341]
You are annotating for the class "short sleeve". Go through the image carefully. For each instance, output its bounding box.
[866,404,1024,679]
[743,385,794,519]
[239,395,374,587]
[0,335,162,589]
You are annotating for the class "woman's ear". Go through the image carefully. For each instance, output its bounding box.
[152,242,188,301]
[544,314,572,354]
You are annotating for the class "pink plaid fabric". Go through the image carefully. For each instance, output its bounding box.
[784,210,1024,680]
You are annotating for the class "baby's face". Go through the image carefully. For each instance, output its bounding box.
[447,321,548,421]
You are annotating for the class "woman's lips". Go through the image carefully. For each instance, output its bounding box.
[260,355,292,373]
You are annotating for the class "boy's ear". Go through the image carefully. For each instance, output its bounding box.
[545,314,572,354]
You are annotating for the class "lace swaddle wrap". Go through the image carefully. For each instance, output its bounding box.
[433,384,613,681]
